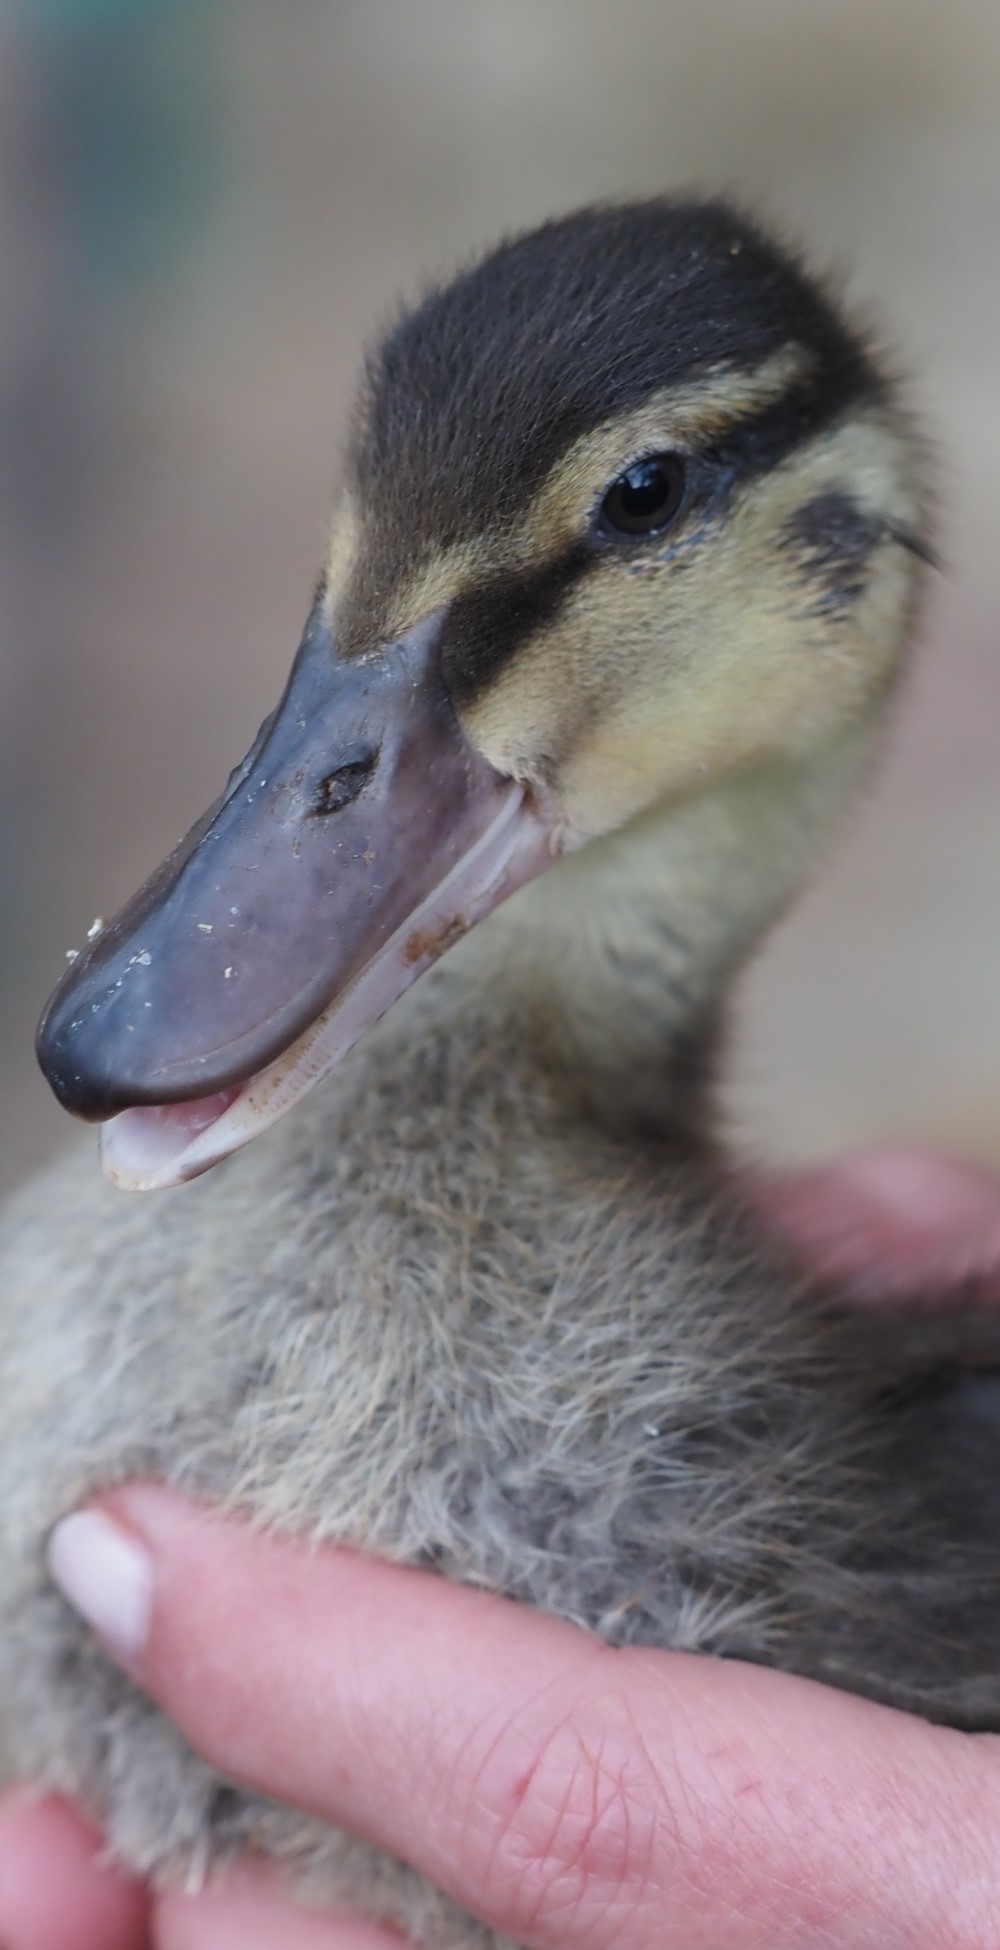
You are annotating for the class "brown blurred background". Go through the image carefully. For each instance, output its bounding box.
[1,0,999,1200]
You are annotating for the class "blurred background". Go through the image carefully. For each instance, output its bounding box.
[1,0,999,1199]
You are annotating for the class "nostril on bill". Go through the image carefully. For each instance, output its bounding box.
[309,746,379,816]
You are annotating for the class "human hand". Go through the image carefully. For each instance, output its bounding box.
[4,1147,1000,1950]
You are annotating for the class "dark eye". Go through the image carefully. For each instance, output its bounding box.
[599,454,685,538]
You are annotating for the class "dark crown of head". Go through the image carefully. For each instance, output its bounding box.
[352,199,883,559]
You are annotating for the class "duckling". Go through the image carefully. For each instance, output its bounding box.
[1,197,997,1948]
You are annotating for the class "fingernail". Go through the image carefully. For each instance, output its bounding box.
[47,1510,153,1666]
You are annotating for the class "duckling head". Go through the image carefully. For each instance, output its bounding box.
[36,199,929,1188]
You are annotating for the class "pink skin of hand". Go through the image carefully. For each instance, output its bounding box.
[3,1146,1000,1950]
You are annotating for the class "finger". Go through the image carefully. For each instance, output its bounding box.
[0,1787,150,1950]
[48,1487,1000,1950]
[754,1146,1000,1290]
[156,1863,409,1950]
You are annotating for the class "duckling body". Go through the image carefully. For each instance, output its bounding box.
[2,199,998,1946]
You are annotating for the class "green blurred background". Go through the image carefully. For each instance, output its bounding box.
[2,0,999,1198]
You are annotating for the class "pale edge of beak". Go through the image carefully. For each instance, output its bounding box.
[99,788,555,1191]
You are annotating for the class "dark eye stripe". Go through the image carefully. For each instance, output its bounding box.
[700,374,860,478]
[441,543,594,704]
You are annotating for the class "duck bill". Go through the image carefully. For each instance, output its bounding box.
[36,605,555,1191]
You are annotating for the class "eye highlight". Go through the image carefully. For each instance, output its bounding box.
[599,454,685,538]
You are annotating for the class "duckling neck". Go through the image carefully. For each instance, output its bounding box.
[487,721,877,1133]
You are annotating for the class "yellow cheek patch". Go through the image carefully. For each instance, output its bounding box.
[463,405,923,837]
